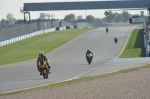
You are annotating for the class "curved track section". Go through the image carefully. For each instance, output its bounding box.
[1,26,149,93]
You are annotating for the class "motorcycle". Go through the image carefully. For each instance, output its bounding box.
[39,64,50,79]
[86,53,93,65]
[106,28,108,33]
[114,38,118,43]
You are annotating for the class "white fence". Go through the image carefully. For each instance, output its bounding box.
[0,26,67,47]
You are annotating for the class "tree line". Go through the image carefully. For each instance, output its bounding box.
[64,10,136,22]
[0,13,16,25]
[0,10,139,25]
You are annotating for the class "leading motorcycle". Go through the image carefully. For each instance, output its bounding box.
[39,63,50,79]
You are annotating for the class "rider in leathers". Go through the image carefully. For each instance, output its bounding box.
[36,52,51,75]
[106,27,108,33]
[114,36,118,43]
[86,49,93,61]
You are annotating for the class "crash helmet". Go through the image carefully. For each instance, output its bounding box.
[39,52,44,57]
[87,49,91,52]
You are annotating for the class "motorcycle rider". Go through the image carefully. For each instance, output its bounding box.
[114,36,118,43]
[86,49,93,61]
[106,27,108,33]
[36,52,51,75]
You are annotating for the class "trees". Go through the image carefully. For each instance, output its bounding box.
[102,10,132,22]
[95,18,101,22]
[122,10,132,21]
[64,14,76,22]
[85,15,95,22]
[77,15,83,20]
[1,19,6,24]
[6,13,16,24]
[63,10,132,23]
[116,14,124,21]
[104,11,116,21]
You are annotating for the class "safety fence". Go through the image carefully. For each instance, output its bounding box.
[143,22,149,57]
[0,20,72,42]
[0,25,77,47]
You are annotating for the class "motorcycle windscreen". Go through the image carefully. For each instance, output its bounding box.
[87,53,92,58]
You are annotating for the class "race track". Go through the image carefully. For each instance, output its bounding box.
[1,26,150,93]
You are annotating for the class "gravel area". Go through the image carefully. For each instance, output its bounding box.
[0,67,150,99]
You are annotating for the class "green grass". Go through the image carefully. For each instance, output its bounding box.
[119,28,145,58]
[0,28,94,66]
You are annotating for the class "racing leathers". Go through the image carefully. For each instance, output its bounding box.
[86,51,93,61]
[36,55,51,75]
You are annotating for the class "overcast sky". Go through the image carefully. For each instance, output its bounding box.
[0,0,148,20]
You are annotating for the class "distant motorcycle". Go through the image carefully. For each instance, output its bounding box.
[114,37,118,43]
[39,63,50,79]
[86,53,93,65]
[106,28,108,33]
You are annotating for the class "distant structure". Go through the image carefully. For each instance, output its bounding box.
[141,11,144,17]
[21,0,149,23]
[39,13,50,20]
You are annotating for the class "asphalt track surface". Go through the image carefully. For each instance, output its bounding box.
[1,26,150,93]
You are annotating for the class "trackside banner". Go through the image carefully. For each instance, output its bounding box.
[132,18,146,23]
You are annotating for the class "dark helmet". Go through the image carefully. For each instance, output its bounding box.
[39,52,44,57]
[87,49,91,52]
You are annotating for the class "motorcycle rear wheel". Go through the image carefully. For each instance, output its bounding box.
[87,59,91,65]
[43,70,48,79]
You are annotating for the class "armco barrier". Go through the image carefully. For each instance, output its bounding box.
[56,26,67,30]
[0,28,56,47]
[60,26,66,30]
[56,27,60,30]
[0,26,76,47]
[66,26,74,29]
[0,42,2,46]
[143,23,149,57]
[44,28,55,33]
[144,35,147,48]
[74,26,77,28]
[70,26,74,29]
[148,51,150,57]
[66,26,70,29]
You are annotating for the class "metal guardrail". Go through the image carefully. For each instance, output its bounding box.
[0,20,73,42]
[143,22,150,57]
[0,26,67,47]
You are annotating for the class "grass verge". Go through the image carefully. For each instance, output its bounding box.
[0,28,93,66]
[119,28,145,58]
[1,64,150,96]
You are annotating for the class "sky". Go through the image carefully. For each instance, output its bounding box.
[0,0,148,20]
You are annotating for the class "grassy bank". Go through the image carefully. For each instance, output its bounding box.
[119,28,145,58]
[0,28,93,66]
